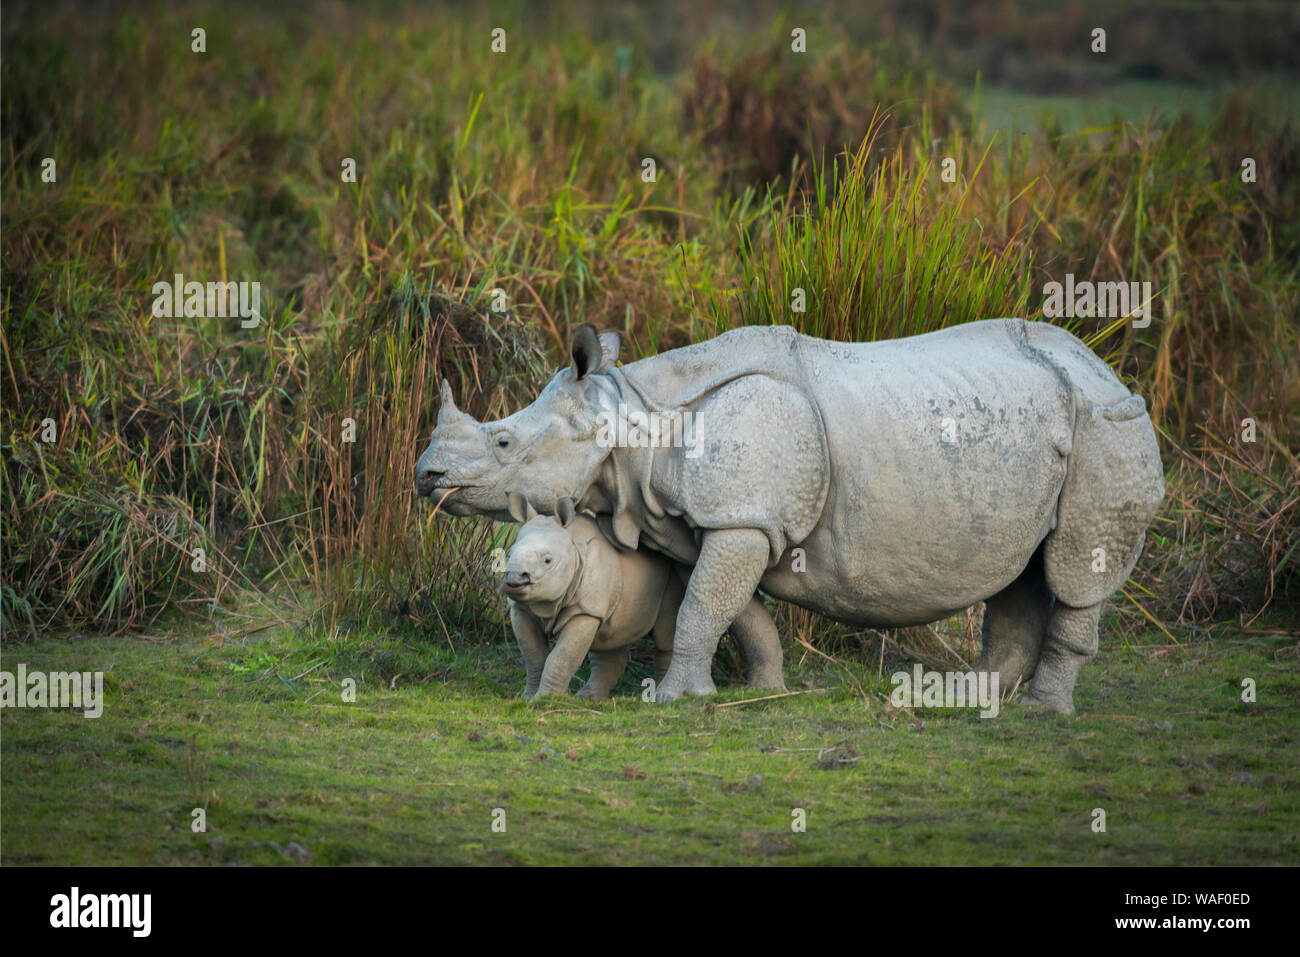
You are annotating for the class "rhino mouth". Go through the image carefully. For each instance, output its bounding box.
[422,485,472,510]
[424,482,471,497]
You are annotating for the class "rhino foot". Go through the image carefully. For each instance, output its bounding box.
[746,666,787,692]
[1021,687,1075,715]
[728,596,787,692]
[654,664,717,702]
[1018,603,1100,717]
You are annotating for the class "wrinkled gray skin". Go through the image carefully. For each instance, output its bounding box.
[417,381,785,691]
[418,318,1165,713]
[504,494,681,700]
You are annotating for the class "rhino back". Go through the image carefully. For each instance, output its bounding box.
[614,319,1144,626]
[767,319,1084,624]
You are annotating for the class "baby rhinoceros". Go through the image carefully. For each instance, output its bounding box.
[503,493,682,700]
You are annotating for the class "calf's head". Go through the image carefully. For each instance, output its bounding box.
[415,324,623,517]
[502,495,580,602]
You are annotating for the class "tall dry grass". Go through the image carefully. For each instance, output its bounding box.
[2,1,1295,649]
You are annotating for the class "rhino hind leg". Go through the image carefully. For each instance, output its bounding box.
[972,548,1051,693]
[578,647,630,700]
[729,596,787,691]
[1023,601,1102,714]
[1042,397,1163,613]
[1029,393,1164,714]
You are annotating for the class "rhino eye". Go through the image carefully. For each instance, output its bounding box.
[544,556,552,564]
[496,435,511,449]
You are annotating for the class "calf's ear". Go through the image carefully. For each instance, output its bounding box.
[570,324,622,380]
[556,497,577,528]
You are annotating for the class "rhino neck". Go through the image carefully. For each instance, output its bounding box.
[584,448,701,566]
[578,372,680,555]
[612,326,805,415]
[583,452,647,553]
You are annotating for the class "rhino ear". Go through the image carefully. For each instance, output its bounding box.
[597,330,622,368]
[570,325,621,380]
[437,379,467,425]
[556,497,577,528]
[506,492,530,524]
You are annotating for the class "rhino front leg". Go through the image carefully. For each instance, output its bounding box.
[511,604,548,700]
[651,575,683,682]
[668,563,785,691]
[536,616,601,697]
[657,528,771,702]
[578,647,629,700]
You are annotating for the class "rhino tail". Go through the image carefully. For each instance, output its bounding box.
[1043,389,1165,608]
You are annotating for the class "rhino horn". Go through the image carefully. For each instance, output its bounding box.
[437,378,468,424]
[570,324,622,380]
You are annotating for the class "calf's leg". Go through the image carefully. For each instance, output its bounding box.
[511,605,549,699]
[578,647,629,700]
[536,617,601,697]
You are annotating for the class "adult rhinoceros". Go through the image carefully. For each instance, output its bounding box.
[417,318,1165,713]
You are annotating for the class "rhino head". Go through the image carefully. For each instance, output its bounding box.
[501,494,580,601]
[414,324,623,519]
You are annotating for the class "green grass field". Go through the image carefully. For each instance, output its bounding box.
[4,616,1295,866]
